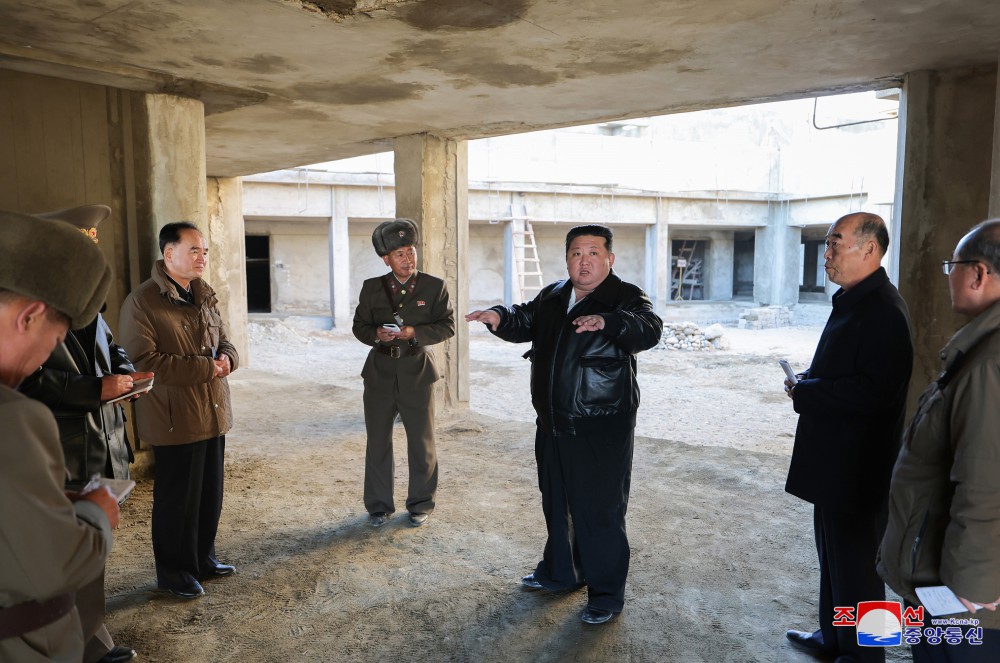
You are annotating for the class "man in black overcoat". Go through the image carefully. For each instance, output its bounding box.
[784,212,913,663]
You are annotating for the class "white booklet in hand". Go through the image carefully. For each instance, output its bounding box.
[915,585,981,616]
[106,377,154,404]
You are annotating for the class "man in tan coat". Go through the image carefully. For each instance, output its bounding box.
[879,219,1000,660]
[0,209,119,662]
[119,221,238,599]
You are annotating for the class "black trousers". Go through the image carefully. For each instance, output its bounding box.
[532,425,634,612]
[815,503,886,663]
[152,436,225,589]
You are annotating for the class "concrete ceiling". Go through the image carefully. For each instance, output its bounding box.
[1,0,998,177]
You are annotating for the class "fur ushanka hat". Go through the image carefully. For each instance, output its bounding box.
[0,208,111,329]
[37,204,111,244]
[372,218,419,257]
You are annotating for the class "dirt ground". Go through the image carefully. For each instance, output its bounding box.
[103,315,910,663]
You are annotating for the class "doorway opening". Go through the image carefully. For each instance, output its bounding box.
[246,235,272,313]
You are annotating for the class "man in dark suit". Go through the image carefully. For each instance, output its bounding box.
[783,212,913,663]
[352,218,455,528]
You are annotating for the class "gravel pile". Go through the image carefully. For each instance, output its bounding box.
[247,320,315,346]
[657,322,729,351]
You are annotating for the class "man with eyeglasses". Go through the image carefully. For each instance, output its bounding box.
[784,212,914,663]
[879,219,1000,661]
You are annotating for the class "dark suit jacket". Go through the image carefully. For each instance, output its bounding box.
[785,267,913,511]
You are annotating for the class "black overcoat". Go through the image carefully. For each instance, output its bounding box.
[785,267,913,511]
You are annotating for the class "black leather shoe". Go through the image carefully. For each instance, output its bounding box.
[520,573,543,589]
[581,606,619,624]
[97,645,135,663]
[408,512,428,527]
[160,579,205,599]
[97,646,137,663]
[786,629,835,654]
[201,562,236,578]
[368,512,389,528]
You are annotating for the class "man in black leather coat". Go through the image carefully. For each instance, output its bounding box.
[467,224,662,625]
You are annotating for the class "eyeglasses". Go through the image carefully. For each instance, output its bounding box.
[941,260,992,275]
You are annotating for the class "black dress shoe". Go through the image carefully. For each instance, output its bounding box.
[160,579,205,599]
[581,606,619,624]
[97,646,137,663]
[786,629,835,654]
[201,562,236,578]
[520,573,543,589]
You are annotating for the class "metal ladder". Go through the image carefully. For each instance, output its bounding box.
[512,220,545,301]
[671,240,703,301]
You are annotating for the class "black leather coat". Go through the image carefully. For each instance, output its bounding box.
[490,272,662,436]
[19,314,135,483]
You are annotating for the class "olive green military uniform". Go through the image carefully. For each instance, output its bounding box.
[352,271,455,516]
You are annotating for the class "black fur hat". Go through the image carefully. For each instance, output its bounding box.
[372,218,418,256]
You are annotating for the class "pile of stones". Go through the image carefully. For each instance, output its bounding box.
[657,322,729,351]
[737,306,794,329]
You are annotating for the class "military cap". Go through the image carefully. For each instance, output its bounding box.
[372,218,419,256]
[0,209,112,329]
[37,204,111,243]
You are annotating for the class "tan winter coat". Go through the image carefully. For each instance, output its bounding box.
[118,261,238,446]
[878,298,1000,629]
[0,386,112,662]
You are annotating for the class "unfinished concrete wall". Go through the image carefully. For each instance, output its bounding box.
[897,64,998,401]
[0,70,130,334]
[469,223,506,307]
[207,177,248,363]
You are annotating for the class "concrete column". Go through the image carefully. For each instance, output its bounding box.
[328,186,351,328]
[133,94,207,269]
[206,177,248,364]
[503,221,515,306]
[897,65,997,402]
[652,197,670,310]
[509,216,526,304]
[394,134,469,408]
[705,231,735,301]
[754,203,800,306]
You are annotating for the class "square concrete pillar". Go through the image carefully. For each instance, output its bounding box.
[706,231,735,301]
[650,197,670,311]
[207,176,249,364]
[897,65,997,401]
[394,134,469,408]
[328,187,352,329]
[132,93,208,274]
[753,214,800,307]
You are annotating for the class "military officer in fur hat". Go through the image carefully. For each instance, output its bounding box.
[19,204,145,663]
[352,218,455,527]
[0,209,120,662]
